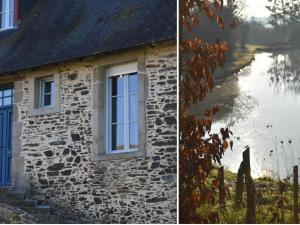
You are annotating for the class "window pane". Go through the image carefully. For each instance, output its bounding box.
[129,73,137,93]
[44,80,53,94]
[129,94,138,121]
[9,0,13,10]
[112,96,124,123]
[1,0,6,12]
[51,91,55,106]
[4,89,12,97]
[44,94,51,106]
[112,124,125,151]
[3,96,11,106]
[0,91,2,98]
[0,98,2,106]
[8,9,13,27]
[129,122,138,149]
[40,78,54,107]
[111,76,124,96]
[1,11,6,29]
[51,80,54,93]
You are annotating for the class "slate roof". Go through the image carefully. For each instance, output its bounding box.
[0,0,176,76]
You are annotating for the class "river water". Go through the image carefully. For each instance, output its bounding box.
[190,50,300,179]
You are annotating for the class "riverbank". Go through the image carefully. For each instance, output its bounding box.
[214,44,300,83]
[256,43,300,52]
[214,44,262,83]
[188,45,259,119]
[197,169,298,223]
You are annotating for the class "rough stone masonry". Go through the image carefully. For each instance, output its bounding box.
[9,42,177,223]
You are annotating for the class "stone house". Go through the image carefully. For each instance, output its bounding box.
[0,0,177,223]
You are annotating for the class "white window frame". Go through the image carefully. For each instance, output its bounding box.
[0,0,14,30]
[106,62,138,154]
[91,53,147,162]
[28,69,61,116]
[40,77,54,108]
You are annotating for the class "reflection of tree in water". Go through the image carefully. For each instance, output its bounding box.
[268,50,300,95]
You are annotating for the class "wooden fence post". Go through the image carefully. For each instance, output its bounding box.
[235,161,245,208]
[243,147,256,224]
[218,166,225,209]
[294,165,299,224]
[278,181,285,223]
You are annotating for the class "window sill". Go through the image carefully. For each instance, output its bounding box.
[91,149,147,161]
[28,105,61,117]
[0,27,17,32]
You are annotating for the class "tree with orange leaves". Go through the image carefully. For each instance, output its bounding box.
[179,0,233,223]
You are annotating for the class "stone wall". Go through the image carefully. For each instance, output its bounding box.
[12,42,177,223]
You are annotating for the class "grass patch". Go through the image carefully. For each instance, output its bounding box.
[196,168,299,223]
[214,44,267,82]
[228,45,257,72]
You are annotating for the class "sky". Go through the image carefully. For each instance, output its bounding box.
[244,0,271,19]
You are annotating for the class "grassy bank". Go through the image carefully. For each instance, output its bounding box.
[196,169,299,223]
[214,44,266,83]
[214,43,300,83]
[189,44,265,119]
[224,45,258,75]
[256,43,300,52]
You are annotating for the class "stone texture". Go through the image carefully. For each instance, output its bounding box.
[0,203,39,224]
[10,43,177,223]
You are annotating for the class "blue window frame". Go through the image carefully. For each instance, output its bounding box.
[40,77,54,108]
[0,87,13,107]
[107,72,138,153]
[0,0,14,30]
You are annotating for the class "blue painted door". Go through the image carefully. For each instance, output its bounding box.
[0,86,13,187]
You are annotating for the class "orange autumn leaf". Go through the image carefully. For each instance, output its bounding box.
[223,141,228,149]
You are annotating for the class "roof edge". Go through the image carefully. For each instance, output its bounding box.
[0,38,176,77]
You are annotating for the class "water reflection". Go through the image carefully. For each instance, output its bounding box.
[190,50,300,179]
[268,50,300,95]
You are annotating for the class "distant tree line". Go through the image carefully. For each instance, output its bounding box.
[267,0,300,26]
[196,0,300,47]
[247,0,300,46]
